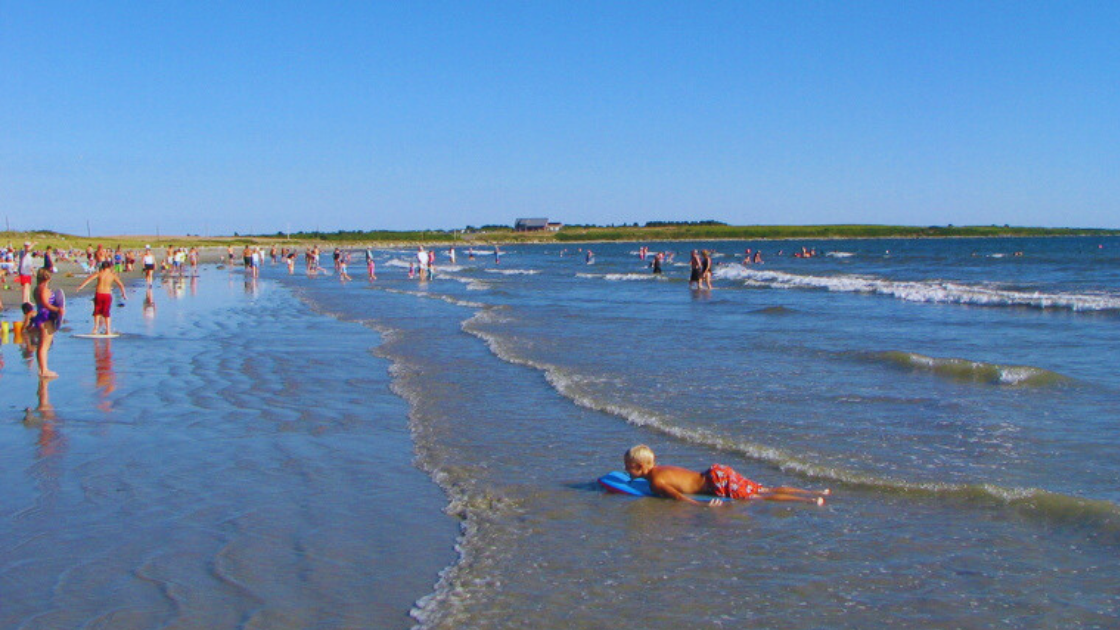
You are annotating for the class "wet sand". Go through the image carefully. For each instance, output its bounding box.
[2,260,456,628]
[0,247,229,315]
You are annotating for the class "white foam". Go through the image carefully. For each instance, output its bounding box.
[441,276,489,291]
[716,265,1120,311]
[484,268,539,276]
[576,272,658,282]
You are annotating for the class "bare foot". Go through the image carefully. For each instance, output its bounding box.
[40,370,59,380]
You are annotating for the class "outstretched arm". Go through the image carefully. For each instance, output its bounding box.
[76,274,96,291]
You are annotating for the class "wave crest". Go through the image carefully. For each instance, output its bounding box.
[715,265,1120,311]
[462,314,1116,533]
[870,351,1070,386]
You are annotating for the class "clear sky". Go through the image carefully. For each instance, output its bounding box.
[2,2,1118,236]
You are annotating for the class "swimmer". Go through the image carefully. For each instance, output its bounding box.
[623,445,829,507]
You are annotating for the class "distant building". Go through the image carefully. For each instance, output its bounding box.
[546,222,563,232]
[515,218,550,231]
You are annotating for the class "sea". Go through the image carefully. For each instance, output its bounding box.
[2,236,1118,629]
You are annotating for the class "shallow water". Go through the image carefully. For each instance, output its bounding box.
[3,237,1119,629]
[1,272,454,629]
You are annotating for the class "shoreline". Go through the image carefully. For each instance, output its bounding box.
[1,247,229,316]
[4,231,1115,313]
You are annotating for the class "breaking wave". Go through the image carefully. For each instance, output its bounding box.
[484,269,540,276]
[461,309,1119,533]
[714,265,1120,311]
[576,272,661,282]
[866,351,1070,386]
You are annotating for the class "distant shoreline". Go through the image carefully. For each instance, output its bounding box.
[4,225,1119,251]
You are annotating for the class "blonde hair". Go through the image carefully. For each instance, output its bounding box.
[625,444,655,467]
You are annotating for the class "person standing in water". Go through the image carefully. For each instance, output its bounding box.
[338,250,352,282]
[30,268,64,379]
[416,246,428,280]
[76,261,128,335]
[700,250,714,290]
[689,250,701,289]
[142,246,157,286]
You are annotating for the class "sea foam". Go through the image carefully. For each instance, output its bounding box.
[715,265,1120,311]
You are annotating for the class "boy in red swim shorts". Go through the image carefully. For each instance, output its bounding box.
[76,261,128,335]
[623,444,830,507]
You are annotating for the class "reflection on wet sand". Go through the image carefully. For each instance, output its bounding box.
[24,377,64,459]
[143,287,156,320]
[94,338,116,412]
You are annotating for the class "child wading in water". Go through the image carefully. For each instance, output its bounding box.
[624,445,829,507]
[76,261,128,335]
[30,268,65,379]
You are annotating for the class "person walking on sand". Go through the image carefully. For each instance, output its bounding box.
[76,261,128,335]
[18,241,37,304]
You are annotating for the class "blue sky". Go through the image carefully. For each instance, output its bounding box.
[2,2,1118,236]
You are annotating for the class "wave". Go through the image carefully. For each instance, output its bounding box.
[826,251,856,258]
[867,351,1070,386]
[461,312,1119,532]
[751,306,798,316]
[714,265,1120,311]
[366,321,521,630]
[484,269,539,276]
[443,276,490,291]
[380,287,487,309]
[576,272,661,282]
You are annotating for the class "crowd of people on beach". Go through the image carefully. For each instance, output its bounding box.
[0,239,223,382]
[2,237,833,384]
[1,240,145,379]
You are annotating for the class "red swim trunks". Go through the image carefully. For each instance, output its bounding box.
[704,464,763,499]
[93,292,112,317]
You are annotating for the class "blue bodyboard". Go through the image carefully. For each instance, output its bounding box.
[598,471,655,497]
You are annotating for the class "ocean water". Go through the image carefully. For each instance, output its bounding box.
[3,236,1119,629]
